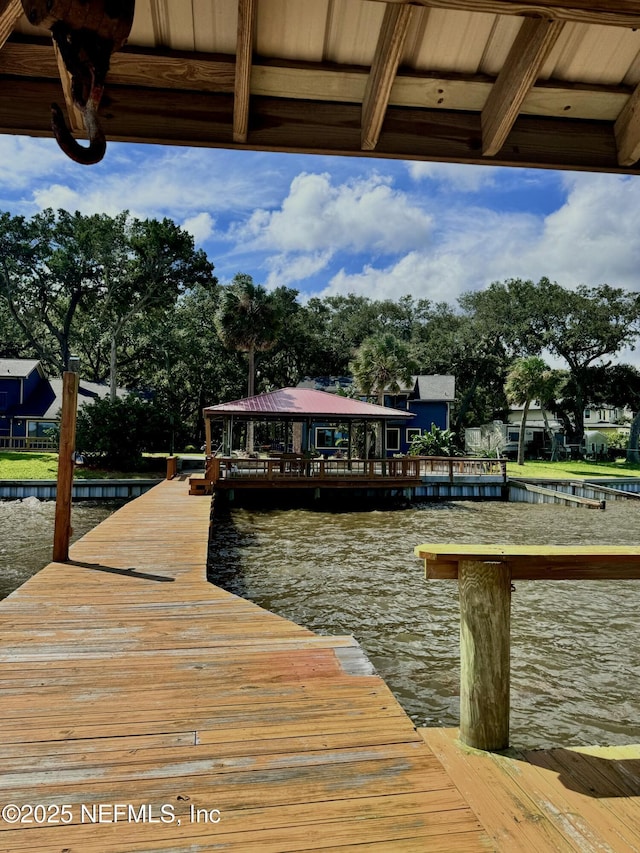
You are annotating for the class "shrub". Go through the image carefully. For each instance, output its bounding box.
[76,396,171,470]
[408,424,462,457]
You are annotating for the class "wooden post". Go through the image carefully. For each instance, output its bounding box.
[458,559,511,750]
[53,371,79,563]
[205,415,212,457]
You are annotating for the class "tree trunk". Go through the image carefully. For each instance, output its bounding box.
[627,411,640,463]
[246,347,255,452]
[517,400,530,466]
[109,335,118,402]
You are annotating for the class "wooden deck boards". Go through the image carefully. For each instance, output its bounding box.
[0,478,489,851]
[421,728,640,853]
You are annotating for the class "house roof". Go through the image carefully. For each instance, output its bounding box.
[0,359,42,378]
[5,1,640,173]
[12,377,127,419]
[204,388,414,421]
[415,375,456,402]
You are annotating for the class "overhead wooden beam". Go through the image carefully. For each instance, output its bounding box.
[0,82,637,174]
[482,17,565,156]
[361,3,414,151]
[233,0,257,143]
[614,84,640,165]
[53,40,84,138]
[370,0,640,28]
[0,0,21,49]
[0,42,630,123]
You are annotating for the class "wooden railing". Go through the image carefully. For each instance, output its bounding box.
[0,437,57,451]
[205,455,507,483]
[414,544,640,751]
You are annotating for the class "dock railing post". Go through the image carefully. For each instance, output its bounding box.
[458,559,511,750]
[53,367,79,563]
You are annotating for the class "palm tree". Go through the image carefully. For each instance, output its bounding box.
[350,333,416,456]
[215,274,281,450]
[505,356,558,465]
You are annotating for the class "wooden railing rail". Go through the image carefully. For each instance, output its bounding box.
[204,456,507,483]
[414,544,640,752]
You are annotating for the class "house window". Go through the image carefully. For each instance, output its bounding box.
[406,428,421,444]
[508,431,519,442]
[315,428,348,449]
[0,392,6,411]
[28,421,57,439]
[584,408,591,419]
[386,427,400,451]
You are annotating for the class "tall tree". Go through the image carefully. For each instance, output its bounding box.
[215,274,283,450]
[350,333,416,455]
[505,356,556,465]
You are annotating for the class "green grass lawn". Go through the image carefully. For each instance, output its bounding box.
[0,452,165,480]
[506,458,640,480]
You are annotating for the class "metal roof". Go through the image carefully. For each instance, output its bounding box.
[5,1,640,172]
[0,359,42,378]
[204,387,415,420]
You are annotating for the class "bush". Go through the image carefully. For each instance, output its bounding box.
[76,396,172,470]
[408,424,462,457]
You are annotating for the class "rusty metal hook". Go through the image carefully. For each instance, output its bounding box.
[51,96,106,166]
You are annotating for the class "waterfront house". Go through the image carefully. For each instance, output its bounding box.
[297,375,455,456]
[0,358,124,450]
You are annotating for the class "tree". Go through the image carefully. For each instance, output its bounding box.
[532,280,640,445]
[0,209,108,372]
[584,363,640,463]
[505,356,555,465]
[215,274,283,450]
[350,333,416,455]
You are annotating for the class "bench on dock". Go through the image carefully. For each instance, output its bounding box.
[414,544,640,752]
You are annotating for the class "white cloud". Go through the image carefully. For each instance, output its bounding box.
[0,137,69,191]
[407,161,499,192]
[236,171,433,256]
[182,212,215,244]
[264,251,334,289]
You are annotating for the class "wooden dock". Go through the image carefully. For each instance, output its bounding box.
[1,478,638,850]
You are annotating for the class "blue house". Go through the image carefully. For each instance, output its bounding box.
[382,375,456,455]
[297,375,455,456]
[0,358,122,450]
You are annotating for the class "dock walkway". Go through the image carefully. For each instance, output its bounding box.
[0,478,487,851]
[1,478,639,850]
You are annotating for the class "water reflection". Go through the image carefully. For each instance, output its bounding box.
[208,500,640,749]
[0,498,121,600]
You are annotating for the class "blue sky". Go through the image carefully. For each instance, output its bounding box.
[2,133,640,311]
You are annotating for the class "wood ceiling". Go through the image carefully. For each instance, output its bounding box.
[3,0,640,171]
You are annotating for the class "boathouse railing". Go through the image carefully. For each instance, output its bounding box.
[205,455,507,484]
[414,544,640,752]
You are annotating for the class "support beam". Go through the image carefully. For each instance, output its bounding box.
[458,559,511,751]
[53,40,84,138]
[482,17,565,157]
[0,0,21,48]
[361,3,414,151]
[53,371,79,563]
[369,0,640,28]
[615,84,640,166]
[233,0,257,143]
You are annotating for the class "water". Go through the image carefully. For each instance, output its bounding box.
[208,500,640,749]
[0,499,122,601]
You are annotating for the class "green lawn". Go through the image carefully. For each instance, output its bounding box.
[0,452,165,480]
[506,458,640,480]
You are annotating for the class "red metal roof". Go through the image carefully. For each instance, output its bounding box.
[204,388,414,420]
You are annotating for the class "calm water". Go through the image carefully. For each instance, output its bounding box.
[208,500,640,749]
[0,499,121,601]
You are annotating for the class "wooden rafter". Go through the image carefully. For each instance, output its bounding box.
[0,0,21,48]
[233,0,257,144]
[370,0,640,28]
[52,41,84,138]
[361,3,413,151]
[615,85,640,166]
[482,17,565,157]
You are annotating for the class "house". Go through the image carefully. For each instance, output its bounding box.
[297,375,455,456]
[466,399,633,459]
[0,358,125,451]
